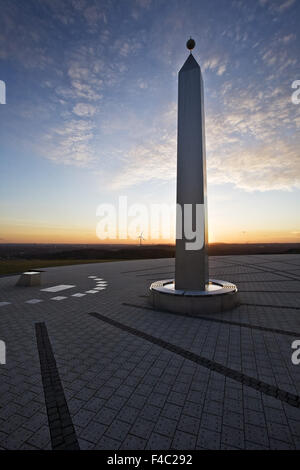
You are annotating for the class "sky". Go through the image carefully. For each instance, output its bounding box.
[0,0,299,245]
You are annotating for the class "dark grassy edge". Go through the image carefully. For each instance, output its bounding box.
[0,259,124,276]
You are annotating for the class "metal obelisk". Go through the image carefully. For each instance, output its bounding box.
[149,39,238,315]
[175,41,208,291]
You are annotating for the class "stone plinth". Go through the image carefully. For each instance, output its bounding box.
[150,279,239,315]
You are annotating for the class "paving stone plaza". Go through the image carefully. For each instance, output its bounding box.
[0,254,300,450]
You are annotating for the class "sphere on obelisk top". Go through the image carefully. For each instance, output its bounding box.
[186,37,195,51]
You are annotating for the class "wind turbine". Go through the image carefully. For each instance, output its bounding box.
[138,232,145,246]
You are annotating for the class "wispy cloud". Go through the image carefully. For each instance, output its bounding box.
[277,0,296,12]
[260,0,296,13]
[203,57,227,76]
[73,102,97,117]
[208,140,300,191]
[42,119,96,167]
[109,78,300,192]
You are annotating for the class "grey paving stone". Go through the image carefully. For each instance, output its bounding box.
[267,422,294,444]
[26,425,51,449]
[105,419,131,442]
[221,425,245,450]
[187,390,205,404]
[154,416,177,438]
[140,404,161,422]
[245,440,269,450]
[243,396,264,412]
[2,427,34,450]
[167,391,186,407]
[154,382,171,395]
[130,417,155,440]
[200,412,222,433]
[75,387,95,401]
[106,394,127,411]
[78,438,96,450]
[264,406,288,425]
[269,439,295,450]
[95,385,115,400]
[0,414,27,434]
[147,392,167,408]
[161,373,177,386]
[120,434,147,450]
[95,435,120,450]
[244,408,266,427]
[183,402,203,420]
[172,430,196,450]
[178,415,200,435]
[161,403,182,421]
[287,418,300,436]
[117,406,140,424]
[19,442,41,450]
[115,384,135,398]
[79,421,107,444]
[220,443,241,450]
[0,403,22,420]
[22,412,48,432]
[223,397,244,414]
[206,389,224,403]
[127,393,147,410]
[203,400,223,417]
[83,396,106,413]
[73,409,95,428]
[68,398,84,414]
[146,432,172,450]
[292,436,300,449]
[222,410,244,430]
[244,424,269,447]
[94,407,118,425]
[197,428,221,450]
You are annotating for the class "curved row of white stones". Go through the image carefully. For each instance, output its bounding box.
[44,276,108,301]
[0,276,108,306]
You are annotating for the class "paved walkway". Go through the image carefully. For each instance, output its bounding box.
[0,254,300,450]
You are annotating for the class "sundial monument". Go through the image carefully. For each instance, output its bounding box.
[150,39,239,314]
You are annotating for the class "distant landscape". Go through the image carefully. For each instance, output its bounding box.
[0,243,299,275]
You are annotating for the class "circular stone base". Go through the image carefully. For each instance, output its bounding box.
[149,279,239,315]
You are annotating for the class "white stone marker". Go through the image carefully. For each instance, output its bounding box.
[16,271,41,287]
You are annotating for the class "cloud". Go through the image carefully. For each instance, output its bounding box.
[110,134,176,189]
[136,0,152,8]
[277,0,296,12]
[71,0,87,10]
[42,119,95,167]
[112,38,142,57]
[260,0,296,13]
[83,5,107,29]
[73,102,97,117]
[217,64,227,76]
[109,78,300,193]
[203,85,300,191]
[108,104,177,189]
[203,57,227,76]
[208,140,300,191]
[280,33,296,44]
